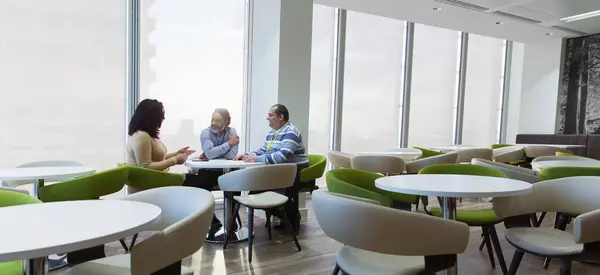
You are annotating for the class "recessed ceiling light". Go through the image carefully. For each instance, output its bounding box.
[560,10,600,23]
[432,7,441,11]
[545,33,554,36]
[495,21,504,25]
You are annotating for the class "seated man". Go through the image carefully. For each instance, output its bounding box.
[184,108,238,235]
[236,104,308,232]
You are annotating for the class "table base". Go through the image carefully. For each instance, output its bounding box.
[205,227,253,244]
[48,256,68,271]
[23,257,48,275]
[442,197,458,275]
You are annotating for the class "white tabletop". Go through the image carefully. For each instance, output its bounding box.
[356,149,422,161]
[516,144,586,149]
[0,166,95,181]
[185,159,266,169]
[532,159,600,171]
[429,145,476,152]
[375,174,532,198]
[0,200,161,261]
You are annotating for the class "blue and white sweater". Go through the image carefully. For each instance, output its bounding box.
[250,122,309,167]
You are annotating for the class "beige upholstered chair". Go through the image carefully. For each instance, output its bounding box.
[328,151,354,169]
[313,190,469,274]
[219,164,301,262]
[405,152,458,174]
[524,146,573,159]
[350,155,406,175]
[66,186,215,275]
[493,176,600,275]
[492,146,525,163]
[472,158,540,183]
[452,148,493,163]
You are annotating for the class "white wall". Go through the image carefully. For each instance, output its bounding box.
[506,38,564,142]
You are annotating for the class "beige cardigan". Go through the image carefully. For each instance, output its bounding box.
[126,131,178,193]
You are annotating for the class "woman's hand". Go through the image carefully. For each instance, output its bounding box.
[174,153,188,164]
[177,146,196,156]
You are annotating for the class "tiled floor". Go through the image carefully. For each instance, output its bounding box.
[52,197,600,274]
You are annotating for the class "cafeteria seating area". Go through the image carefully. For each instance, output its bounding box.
[4,0,600,275]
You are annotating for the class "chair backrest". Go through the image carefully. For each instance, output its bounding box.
[218,164,297,192]
[313,190,469,256]
[38,166,129,202]
[350,155,405,175]
[492,146,525,163]
[556,151,578,157]
[453,148,493,163]
[125,165,184,193]
[0,190,41,208]
[524,146,573,158]
[405,152,458,174]
[0,186,29,195]
[471,158,539,183]
[3,160,84,188]
[491,144,514,149]
[539,166,600,180]
[532,155,592,163]
[493,176,600,220]
[327,151,353,169]
[413,147,444,158]
[325,169,392,207]
[128,187,215,275]
[419,163,507,178]
[300,154,327,182]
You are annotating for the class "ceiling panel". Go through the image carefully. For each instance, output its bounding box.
[521,0,600,18]
[503,6,559,22]
[559,17,600,34]
[455,0,509,9]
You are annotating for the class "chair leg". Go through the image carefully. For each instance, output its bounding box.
[280,206,301,251]
[266,213,273,241]
[508,250,524,275]
[236,213,243,228]
[544,213,570,268]
[479,232,485,251]
[119,239,129,253]
[536,212,547,227]
[332,263,340,275]
[559,258,571,275]
[482,227,496,269]
[223,202,241,249]
[248,208,254,263]
[129,234,138,249]
[489,226,508,275]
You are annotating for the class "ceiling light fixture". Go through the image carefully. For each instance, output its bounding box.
[432,7,441,11]
[560,10,600,23]
[495,21,503,25]
[545,33,554,36]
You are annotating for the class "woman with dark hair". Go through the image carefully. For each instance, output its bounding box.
[126,99,195,192]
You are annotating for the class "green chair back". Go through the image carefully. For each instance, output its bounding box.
[126,165,184,191]
[555,151,577,157]
[413,147,444,158]
[491,144,514,149]
[38,166,129,202]
[0,191,42,275]
[540,167,600,180]
[326,169,393,207]
[419,163,507,178]
[300,154,327,182]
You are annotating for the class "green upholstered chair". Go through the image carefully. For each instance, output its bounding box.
[326,169,393,208]
[0,190,42,275]
[419,164,508,274]
[38,166,129,202]
[413,147,443,158]
[299,154,326,192]
[555,151,578,157]
[121,164,184,192]
[490,144,514,149]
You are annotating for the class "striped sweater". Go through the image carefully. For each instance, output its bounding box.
[251,122,309,167]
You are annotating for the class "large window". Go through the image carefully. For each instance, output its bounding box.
[140,0,245,173]
[0,1,126,170]
[308,5,334,157]
[462,34,504,146]
[341,11,404,152]
[408,24,459,147]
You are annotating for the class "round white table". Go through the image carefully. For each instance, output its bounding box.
[356,149,422,161]
[0,200,161,275]
[375,174,531,275]
[0,166,95,197]
[429,145,476,153]
[531,159,600,172]
[185,159,265,243]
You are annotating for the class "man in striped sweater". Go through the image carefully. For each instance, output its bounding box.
[236,104,308,231]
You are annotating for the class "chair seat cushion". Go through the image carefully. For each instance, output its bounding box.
[234,191,288,209]
[65,254,193,275]
[428,207,500,226]
[505,227,583,256]
[0,261,21,275]
[337,246,425,275]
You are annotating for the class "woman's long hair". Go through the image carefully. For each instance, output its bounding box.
[128,99,164,138]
